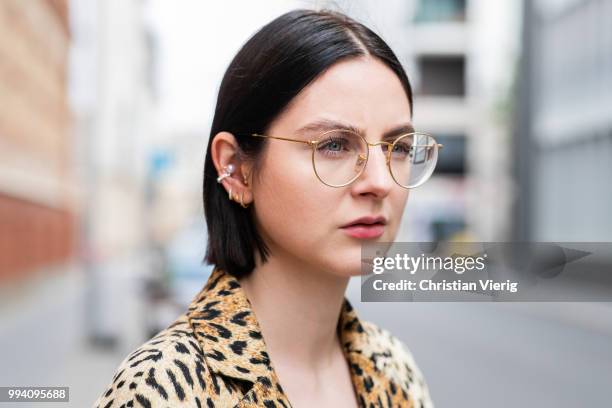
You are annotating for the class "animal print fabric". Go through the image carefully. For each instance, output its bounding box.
[94,267,434,407]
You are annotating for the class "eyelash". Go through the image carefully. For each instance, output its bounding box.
[317,137,348,154]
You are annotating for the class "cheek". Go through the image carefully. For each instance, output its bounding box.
[252,147,336,249]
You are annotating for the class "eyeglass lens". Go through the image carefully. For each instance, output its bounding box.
[311,130,438,188]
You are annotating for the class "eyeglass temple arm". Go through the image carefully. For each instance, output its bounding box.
[251,133,315,146]
[252,133,443,149]
[406,144,444,149]
[414,144,444,149]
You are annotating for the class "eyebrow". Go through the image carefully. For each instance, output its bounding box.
[295,118,415,140]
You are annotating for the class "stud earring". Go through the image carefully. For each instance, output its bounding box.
[217,164,235,183]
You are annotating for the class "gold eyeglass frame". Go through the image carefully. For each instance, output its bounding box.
[251,129,443,189]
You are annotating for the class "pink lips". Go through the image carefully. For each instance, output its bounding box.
[340,215,387,239]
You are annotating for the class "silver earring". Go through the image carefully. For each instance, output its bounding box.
[216,164,235,183]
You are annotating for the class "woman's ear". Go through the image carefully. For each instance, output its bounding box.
[211,132,253,206]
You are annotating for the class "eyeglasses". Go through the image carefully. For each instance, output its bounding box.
[251,129,443,189]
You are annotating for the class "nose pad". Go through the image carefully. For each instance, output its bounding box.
[383,143,393,164]
[354,153,367,173]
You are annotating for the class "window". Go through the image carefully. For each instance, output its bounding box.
[414,0,467,23]
[418,56,465,96]
[433,134,466,175]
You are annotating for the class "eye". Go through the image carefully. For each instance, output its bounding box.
[318,137,349,152]
[392,141,413,155]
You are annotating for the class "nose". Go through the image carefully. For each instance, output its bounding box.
[350,144,394,198]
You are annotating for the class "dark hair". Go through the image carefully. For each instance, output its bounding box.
[203,8,413,278]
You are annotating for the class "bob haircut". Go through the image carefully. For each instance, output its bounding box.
[203,8,414,278]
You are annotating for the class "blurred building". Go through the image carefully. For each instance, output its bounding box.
[1,0,178,400]
[0,0,83,389]
[352,0,520,242]
[515,0,612,241]
[69,0,159,347]
[0,0,73,281]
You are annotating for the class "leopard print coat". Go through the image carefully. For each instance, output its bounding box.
[94,267,433,407]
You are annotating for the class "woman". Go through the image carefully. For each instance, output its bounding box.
[95,8,438,408]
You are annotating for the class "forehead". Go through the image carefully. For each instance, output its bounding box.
[271,57,412,137]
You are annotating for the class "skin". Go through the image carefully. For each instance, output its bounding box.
[211,56,412,408]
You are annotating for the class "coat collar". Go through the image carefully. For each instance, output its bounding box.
[187,267,413,407]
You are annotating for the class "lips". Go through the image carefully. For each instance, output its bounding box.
[341,215,387,228]
[341,215,387,239]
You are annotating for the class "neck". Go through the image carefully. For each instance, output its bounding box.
[238,253,349,371]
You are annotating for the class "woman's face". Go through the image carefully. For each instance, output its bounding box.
[251,56,412,277]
